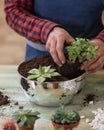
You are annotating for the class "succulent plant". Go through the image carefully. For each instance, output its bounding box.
[12,110,40,128]
[51,104,80,124]
[27,65,61,84]
[66,38,98,63]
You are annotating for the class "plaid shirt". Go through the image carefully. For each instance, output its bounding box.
[4,0,104,44]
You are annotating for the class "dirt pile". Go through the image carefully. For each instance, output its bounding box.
[0,92,10,106]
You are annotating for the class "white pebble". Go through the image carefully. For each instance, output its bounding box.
[86,118,90,123]
[89,101,94,104]
[80,115,85,119]
[90,108,104,130]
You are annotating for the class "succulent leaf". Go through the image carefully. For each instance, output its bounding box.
[12,110,40,128]
[27,65,61,84]
[66,38,98,63]
[51,104,80,124]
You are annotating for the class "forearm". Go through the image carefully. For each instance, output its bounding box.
[4,0,58,43]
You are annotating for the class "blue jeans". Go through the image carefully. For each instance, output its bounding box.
[25,44,50,61]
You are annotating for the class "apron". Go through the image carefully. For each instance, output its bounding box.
[25,0,104,61]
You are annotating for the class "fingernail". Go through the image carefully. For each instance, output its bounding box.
[62,60,65,64]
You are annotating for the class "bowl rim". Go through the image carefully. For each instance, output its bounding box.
[19,72,86,84]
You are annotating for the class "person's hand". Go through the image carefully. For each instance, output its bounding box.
[46,27,75,66]
[80,39,104,73]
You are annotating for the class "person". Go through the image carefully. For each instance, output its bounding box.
[4,0,104,73]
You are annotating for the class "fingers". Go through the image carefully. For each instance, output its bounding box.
[80,57,98,70]
[81,55,104,73]
[79,57,86,63]
[46,38,65,66]
[66,35,75,45]
[46,27,75,66]
[56,38,66,64]
[86,56,104,73]
[51,43,62,66]
[80,39,104,73]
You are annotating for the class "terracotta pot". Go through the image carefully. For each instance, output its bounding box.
[19,125,34,130]
[52,120,80,130]
[52,83,59,89]
[43,82,59,89]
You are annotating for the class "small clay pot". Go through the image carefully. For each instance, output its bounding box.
[43,82,59,89]
[52,120,80,130]
[52,83,59,89]
[19,125,34,130]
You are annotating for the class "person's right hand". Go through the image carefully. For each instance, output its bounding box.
[46,27,75,66]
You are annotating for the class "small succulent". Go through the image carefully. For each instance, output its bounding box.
[51,104,80,124]
[3,120,18,130]
[66,38,98,63]
[27,65,61,84]
[12,110,40,128]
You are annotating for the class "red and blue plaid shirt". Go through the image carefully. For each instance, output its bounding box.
[4,0,104,44]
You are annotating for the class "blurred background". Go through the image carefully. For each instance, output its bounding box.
[0,1,104,65]
[0,1,26,65]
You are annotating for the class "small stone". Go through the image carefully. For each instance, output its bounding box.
[89,101,94,104]
[80,115,85,119]
[86,118,90,123]
[19,106,23,109]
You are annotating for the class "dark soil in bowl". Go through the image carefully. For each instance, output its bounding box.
[18,55,85,82]
[0,91,10,106]
[21,78,30,91]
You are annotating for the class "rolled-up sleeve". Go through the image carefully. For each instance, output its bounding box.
[4,0,58,43]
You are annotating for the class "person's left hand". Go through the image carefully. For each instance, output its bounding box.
[80,39,104,73]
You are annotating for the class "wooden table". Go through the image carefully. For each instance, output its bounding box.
[0,65,104,130]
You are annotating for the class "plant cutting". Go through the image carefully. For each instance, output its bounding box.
[27,65,61,89]
[51,104,80,130]
[58,38,98,77]
[12,110,40,130]
[56,38,99,79]
[66,38,98,63]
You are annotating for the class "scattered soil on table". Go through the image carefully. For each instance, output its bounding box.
[18,55,85,82]
[83,94,98,106]
[14,102,19,106]
[19,106,24,109]
[0,92,10,106]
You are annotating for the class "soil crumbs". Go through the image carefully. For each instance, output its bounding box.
[83,94,98,106]
[0,92,10,106]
